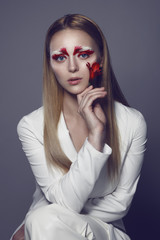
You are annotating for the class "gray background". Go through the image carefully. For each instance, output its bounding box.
[0,0,159,239]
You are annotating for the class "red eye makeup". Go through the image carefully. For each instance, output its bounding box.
[73,46,82,55]
[52,54,65,60]
[59,48,69,56]
[73,46,94,57]
[51,48,69,61]
[51,46,94,61]
[78,49,94,57]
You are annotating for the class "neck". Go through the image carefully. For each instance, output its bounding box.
[63,91,79,117]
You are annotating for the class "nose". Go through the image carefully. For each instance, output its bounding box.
[68,56,79,72]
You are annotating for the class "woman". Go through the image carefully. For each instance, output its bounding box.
[11,14,147,240]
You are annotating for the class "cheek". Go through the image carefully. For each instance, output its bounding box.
[50,61,59,72]
[91,55,99,63]
[81,63,90,76]
[81,56,98,75]
[50,63,64,80]
[85,55,99,67]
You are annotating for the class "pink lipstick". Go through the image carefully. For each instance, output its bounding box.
[68,77,82,85]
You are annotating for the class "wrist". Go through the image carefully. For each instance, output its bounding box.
[88,133,105,152]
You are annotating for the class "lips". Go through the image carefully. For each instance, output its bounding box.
[68,77,82,85]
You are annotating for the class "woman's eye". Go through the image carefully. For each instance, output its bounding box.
[56,55,66,62]
[79,53,89,59]
[52,54,66,62]
[78,50,94,59]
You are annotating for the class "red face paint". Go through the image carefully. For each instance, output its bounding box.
[52,47,94,61]
[52,48,69,61]
[52,54,65,60]
[86,62,102,80]
[78,50,94,57]
[73,46,94,58]
[73,46,82,55]
[60,48,69,56]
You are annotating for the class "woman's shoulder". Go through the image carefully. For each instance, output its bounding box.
[115,101,145,120]
[17,106,44,136]
[115,101,147,134]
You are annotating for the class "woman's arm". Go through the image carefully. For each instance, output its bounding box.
[17,86,109,212]
[17,114,112,213]
[82,112,147,222]
[77,85,107,152]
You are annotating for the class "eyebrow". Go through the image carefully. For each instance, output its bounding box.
[51,46,94,57]
[73,46,82,55]
[73,46,94,55]
[60,48,69,56]
[51,48,69,56]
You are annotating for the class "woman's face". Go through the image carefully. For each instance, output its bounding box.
[50,28,101,95]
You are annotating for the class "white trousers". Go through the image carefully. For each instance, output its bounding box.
[24,204,112,240]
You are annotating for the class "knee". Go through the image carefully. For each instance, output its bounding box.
[25,206,48,230]
[25,204,61,230]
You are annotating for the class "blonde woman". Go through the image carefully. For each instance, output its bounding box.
[11,14,147,240]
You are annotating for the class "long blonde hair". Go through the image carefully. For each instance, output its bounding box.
[43,14,129,178]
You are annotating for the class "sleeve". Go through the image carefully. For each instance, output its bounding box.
[82,112,147,222]
[17,116,112,213]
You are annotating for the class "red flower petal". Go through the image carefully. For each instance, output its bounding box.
[86,62,102,80]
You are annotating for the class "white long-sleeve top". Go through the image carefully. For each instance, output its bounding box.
[17,101,147,231]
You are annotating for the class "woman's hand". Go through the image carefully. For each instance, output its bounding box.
[77,85,107,152]
[12,224,24,240]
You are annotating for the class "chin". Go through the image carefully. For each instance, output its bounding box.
[66,84,89,95]
[73,87,88,95]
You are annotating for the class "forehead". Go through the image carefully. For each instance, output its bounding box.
[50,28,99,51]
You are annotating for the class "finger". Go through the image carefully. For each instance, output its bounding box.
[85,87,105,94]
[83,87,106,98]
[94,103,107,123]
[77,86,105,104]
[77,85,93,104]
[79,89,107,109]
[78,92,107,114]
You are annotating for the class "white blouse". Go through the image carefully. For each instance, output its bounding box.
[16,101,147,236]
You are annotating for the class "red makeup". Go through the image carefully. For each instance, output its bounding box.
[51,46,94,60]
[73,46,82,55]
[52,48,69,60]
[59,48,69,56]
[87,62,102,80]
[73,46,94,57]
[86,62,102,87]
